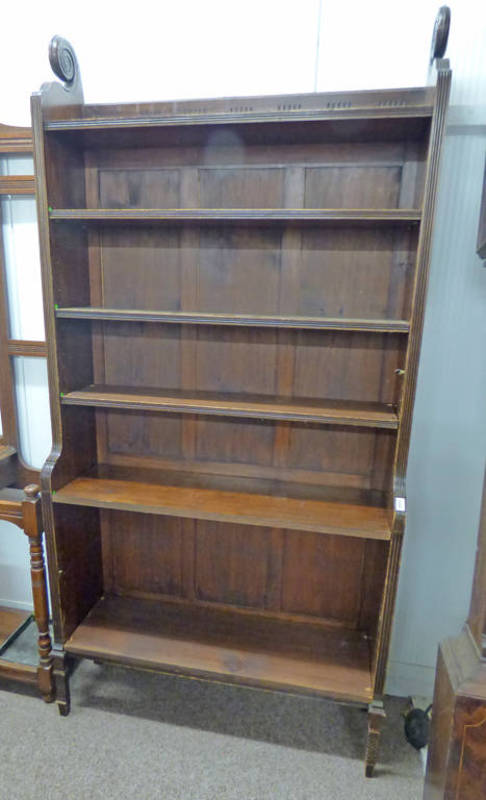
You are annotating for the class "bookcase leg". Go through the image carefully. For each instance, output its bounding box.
[365,700,386,777]
[53,650,71,716]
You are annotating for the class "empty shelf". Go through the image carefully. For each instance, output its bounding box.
[53,468,391,540]
[55,307,410,333]
[65,594,374,703]
[61,385,399,429]
[49,208,421,224]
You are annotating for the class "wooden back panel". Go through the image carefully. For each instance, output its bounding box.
[60,126,426,503]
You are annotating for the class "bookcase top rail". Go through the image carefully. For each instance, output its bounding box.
[42,82,435,123]
[45,105,434,132]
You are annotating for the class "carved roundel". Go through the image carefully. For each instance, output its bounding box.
[49,36,77,85]
[430,6,451,62]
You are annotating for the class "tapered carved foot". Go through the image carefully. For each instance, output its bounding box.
[53,650,71,717]
[365,700,386,777]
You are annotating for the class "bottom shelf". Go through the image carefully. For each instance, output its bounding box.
[65,595,374,703]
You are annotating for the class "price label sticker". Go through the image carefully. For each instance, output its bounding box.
[394,496,406,513]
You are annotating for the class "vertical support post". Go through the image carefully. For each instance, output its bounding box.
[365,700,386,777]
[22,483,54,702]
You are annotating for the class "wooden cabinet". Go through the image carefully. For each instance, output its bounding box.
[32,31,450,774]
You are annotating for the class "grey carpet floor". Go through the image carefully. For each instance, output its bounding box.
[0,660,423,800]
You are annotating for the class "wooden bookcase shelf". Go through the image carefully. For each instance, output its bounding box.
[43,96,434,149]
[61,385,399,429]
[50,208,422,224]
[55,308,410,332]
[65,594,373,703]
[52,465,391,540]
[32,33,451,773]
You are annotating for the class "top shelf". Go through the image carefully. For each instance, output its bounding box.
[43,87,434,148]
[44,86,436,148]
[45,104,433,132]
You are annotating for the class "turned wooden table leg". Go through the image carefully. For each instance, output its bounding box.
[365,700,386,777]
[22,484,55,703]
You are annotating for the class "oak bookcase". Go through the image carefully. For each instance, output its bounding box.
[32,25,450,775]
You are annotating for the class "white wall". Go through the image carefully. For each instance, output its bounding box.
[1,0,485,697]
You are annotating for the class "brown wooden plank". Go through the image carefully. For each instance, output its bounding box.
[52,471,390,540]
[61,385,398,429]
[65,594,373,702]
[55,307,410,332]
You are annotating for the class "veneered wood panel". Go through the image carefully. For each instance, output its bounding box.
[296,227,416,320]
[106,411,183,459]
[195,417,275,466]
[103,410,394,492]
[97,223,416,320]
[196,227,281,314]
[293,330,404,403]
[101,228,182,311]
[105,510,185,597]
[281,532,365,623]
[287,425,383,478]
[103,322,181,386]
[195,521,270,608]
[81,136,426,185]
[304,166,401,209]
[359,540,389,632]
[195,326,278,394]
[51,504,102,641]
[287,426,395,492]
[199,167,285,208]
[99,168,181,208]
